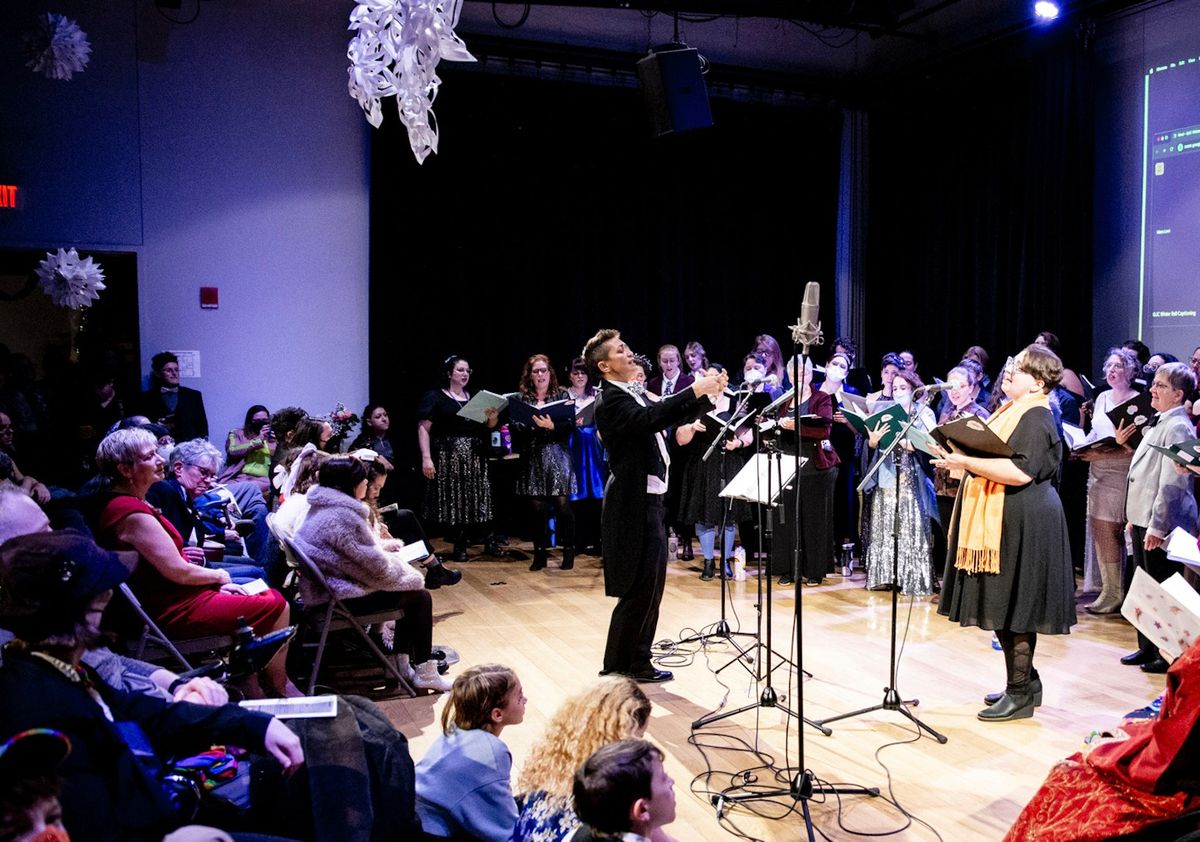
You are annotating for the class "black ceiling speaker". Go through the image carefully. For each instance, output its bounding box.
[636,45,713,137]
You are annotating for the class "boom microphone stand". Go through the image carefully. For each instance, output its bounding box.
[693,421,828,735]
[813,387,948,743]
[709,294,877,841]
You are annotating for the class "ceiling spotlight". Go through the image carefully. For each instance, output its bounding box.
[1033,0,1061,21]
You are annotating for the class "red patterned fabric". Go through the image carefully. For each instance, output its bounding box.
[1005,639,1200,840]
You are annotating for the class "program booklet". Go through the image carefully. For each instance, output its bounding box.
[1105,391,1155,450]
[1122,567,1200,662]
[841,402,908,451]
[456,390,509,424]
[930,415,1014,459]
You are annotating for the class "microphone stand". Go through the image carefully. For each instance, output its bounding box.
[711,323,877,840]
[813,389,948,743]
[678,388,759,657]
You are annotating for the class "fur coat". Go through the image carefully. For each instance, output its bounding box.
[293,485,425,604]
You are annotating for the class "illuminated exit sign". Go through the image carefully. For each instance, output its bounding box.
[0,185,18,208]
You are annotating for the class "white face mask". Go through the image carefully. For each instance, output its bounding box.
[825,364,847,383]
[893,388,913,407]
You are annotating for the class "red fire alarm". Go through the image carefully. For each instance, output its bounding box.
[199,287,219,309]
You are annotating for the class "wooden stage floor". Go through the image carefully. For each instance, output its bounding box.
[372,549,1162,841]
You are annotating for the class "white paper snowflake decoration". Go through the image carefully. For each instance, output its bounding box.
[347,0,475,164]
[35,248,106,309]
[23,13,92,81]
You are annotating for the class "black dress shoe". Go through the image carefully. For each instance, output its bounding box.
[1121,650,1156,666]
[560,549,575,571]
[451,549,468,563]
[1141,658,1170,674]
[628,668,673,683]
[779,574,795,586]
[529,551,548,571]
[681,545,694,561]
[424,564,462,589]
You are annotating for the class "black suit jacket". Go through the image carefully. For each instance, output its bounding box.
[596,380,704,597]
[145,478,209,544]
[139,386,209,442]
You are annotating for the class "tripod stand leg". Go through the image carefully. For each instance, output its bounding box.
[897,701,949,743]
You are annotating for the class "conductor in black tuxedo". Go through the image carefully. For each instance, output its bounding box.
[583,329,728,682]
[138,351,209,442]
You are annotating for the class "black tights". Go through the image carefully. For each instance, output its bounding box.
[996,629,1039,692]
[530,496,575,551]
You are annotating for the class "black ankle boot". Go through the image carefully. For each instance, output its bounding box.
[560,549,575,570]
[700,560,715,581]
[983,677,1043,707]
[977,690,1036,721]
[529,550,548,571]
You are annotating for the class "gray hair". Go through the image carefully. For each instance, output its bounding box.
[168,438,224,472]
[96,428,159,478]
[1157,361,1197,395]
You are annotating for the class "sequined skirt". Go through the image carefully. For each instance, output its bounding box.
[863,460,938,596]
[424,435,493,527]
[516,441,577,498]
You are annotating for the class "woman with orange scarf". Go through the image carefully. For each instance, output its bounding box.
[932,345,1076,722]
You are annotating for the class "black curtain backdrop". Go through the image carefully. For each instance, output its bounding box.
[370,70,841,498]
[863,26,1096,382]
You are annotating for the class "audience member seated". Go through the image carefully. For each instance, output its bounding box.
[0,409,49,502]
[415,664,525,841]
[350,403,395,466]
[0,531,304,841]
[0,727,74,842]
[267,405,308,493]
[0,489,424,842]
[138,352,209,443]
[292,455,451,692]
[1005,637,1200,841]
[515,677,651,841]
[362,454,461,590]
[220,405,276,498]
[571,739,679,842]
[87,428,299,697]
[269,445,328,543]
[145,439,266,584]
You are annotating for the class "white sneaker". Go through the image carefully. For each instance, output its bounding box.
[413,660,452,693]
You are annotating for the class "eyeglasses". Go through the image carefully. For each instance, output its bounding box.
[454,368,473,375]
[0,424,12,432]
[531,368,549,375]
[188,464,217,479]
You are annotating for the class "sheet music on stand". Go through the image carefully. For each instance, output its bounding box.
[719,453,805,505]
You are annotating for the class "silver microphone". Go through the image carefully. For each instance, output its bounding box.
[790,282,823,354]
[914,382,952,397]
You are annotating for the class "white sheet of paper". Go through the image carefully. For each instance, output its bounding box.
[1121,568,1200,661]
[1165,527,1200,570]
[241,695,338,719]
[395,540,430,565]
[240,578,269,595]
[719,453,805,505]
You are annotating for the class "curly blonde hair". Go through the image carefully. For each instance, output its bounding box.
[517,677,651,798]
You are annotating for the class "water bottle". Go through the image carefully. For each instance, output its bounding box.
[732,547,746,581]
[500,424,512,455]
[667,530,678,559]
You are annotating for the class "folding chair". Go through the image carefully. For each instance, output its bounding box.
[116,583,234,672]
[279,534,415,696]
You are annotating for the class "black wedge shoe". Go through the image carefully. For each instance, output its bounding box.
[978,690,1036,721]
[984,677,1043,707]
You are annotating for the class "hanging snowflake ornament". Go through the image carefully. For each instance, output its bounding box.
[35,248,106,309]
[347,0,475,164]
[22,13,92,81]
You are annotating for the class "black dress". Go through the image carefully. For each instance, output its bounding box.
[938,406,1076,634]
[677,411,750,527]
[512,390,577,498]
[418,389,494,528]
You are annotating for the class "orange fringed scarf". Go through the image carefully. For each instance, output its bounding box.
[954,392,1050,574]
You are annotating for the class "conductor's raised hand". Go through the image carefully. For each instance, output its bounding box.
[692,368,727,399]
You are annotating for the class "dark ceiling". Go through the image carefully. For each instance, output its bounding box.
[454,0,1149,90]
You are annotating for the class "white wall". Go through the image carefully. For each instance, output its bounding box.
[0,0,371,446]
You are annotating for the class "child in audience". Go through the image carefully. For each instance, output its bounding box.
[415,664,526,841]
[571,739,678,842]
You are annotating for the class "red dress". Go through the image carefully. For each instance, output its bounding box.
[94,493,286,637]
[1005,638,1200,840]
